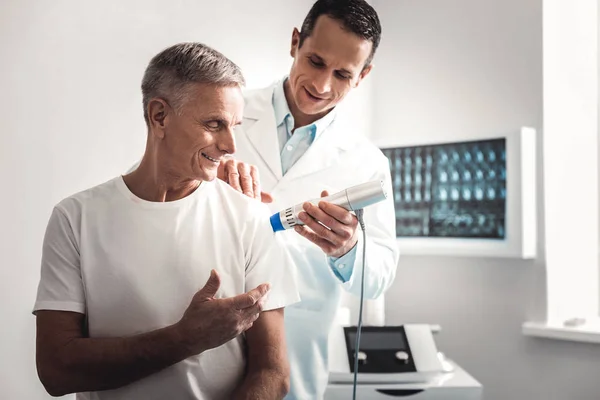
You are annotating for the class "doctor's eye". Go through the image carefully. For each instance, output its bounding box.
[335,71,351,80]
[308,57,325,68]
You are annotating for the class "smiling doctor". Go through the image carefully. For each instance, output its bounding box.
[218,0,399,398]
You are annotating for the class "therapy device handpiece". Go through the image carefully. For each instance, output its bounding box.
[269,180,388,232]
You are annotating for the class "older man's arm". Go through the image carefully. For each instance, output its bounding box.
[36,310,190,397]
[232,308,290,400]
[35,270,269,397]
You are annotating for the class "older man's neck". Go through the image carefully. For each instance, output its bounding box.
[123,157,200,203]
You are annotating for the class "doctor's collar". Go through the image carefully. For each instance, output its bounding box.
[272,76,337,138]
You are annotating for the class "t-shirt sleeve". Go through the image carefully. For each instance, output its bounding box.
[244,203,300,311]
[33,206,86,315]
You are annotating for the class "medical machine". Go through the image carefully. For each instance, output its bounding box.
[269,180,387,232]
[325,324,483,399]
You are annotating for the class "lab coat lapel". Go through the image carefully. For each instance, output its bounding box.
[242,85,283,181]
[281,120,357,183]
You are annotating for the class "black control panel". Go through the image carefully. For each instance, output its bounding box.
[344,326,417,374]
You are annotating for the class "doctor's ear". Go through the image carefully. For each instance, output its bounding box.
[147,98,170,139]
[290,28,301,58]
[354,64,374,88]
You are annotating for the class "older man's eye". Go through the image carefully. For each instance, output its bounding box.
[206,121,221,129]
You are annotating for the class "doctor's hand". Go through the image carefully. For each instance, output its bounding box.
[218,158,273,203]
[295,190,359,258]
[175,269,270,355]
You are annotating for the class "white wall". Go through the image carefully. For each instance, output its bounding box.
[0,1,331,398]
[11,1,600,399]
[543,0,599,323]
[373,0,600,399]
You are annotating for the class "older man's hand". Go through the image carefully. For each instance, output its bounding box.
[176,269,270,355]
[217,158,273,203]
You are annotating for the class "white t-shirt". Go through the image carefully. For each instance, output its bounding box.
[33,176,300,400]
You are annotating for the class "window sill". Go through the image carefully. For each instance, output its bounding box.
[522,321,600,344]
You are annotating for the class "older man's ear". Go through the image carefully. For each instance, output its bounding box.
[147,98,170,139]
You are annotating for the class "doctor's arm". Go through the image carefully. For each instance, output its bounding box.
[296,166,399,299]
[334,166,399,298]
[334,200,399,299]
[232,308,290,400]
[300,201,398,299]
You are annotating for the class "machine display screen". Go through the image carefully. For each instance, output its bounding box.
[347,330,407,351]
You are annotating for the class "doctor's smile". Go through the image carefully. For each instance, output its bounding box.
[303,86,327,102]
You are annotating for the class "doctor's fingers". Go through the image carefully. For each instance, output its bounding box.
[298,211,344,245]
[299,204,354,240]
[249,165,262,200]
[294,225,337,254]
[217,160,228,182]
[260,191,274,203]
[317,200,357,226]
[218,160,242,193]
[237,162,255,198]
[298,211,352,248]
[221,159,242,191]
[229,283,271,310]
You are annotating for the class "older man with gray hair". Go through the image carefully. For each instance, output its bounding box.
[33,42,299,400]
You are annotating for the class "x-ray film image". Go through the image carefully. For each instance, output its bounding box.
[381,139,506,239]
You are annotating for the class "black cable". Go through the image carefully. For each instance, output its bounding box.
[352,208,367,400]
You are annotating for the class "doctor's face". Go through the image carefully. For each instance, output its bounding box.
[148,83,244,182]
[287,15,373,118]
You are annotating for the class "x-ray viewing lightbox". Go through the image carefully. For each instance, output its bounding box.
[377,127,537,259]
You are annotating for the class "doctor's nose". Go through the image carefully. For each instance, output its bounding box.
[312,72,332,95]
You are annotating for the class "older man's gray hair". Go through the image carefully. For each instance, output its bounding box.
[141,42,245,123]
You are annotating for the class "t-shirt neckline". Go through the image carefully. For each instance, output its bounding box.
[114,175,210,209]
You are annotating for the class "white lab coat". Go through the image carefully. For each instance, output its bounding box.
[234,83,400,399]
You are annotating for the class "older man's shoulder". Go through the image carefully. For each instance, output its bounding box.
[210,179,271,216]
[53,177,122,216]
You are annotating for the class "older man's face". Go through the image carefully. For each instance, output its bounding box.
[161,84,244,182]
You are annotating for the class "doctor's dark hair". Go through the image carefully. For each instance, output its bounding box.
[141,42,245,124]
[299,0,382,67]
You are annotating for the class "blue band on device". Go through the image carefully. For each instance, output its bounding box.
[270,213,284,232]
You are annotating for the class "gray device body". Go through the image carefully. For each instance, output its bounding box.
[269,180,388,232]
